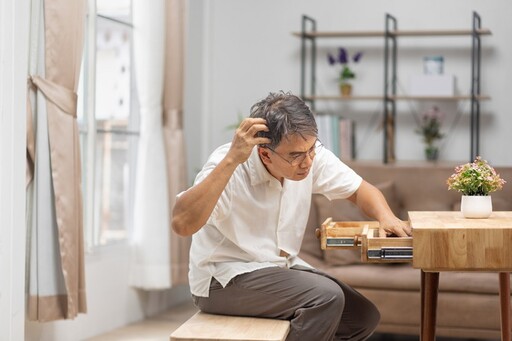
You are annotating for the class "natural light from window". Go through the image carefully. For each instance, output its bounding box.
[79,0,138,249]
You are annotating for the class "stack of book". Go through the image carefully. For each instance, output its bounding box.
[316,114,355,161]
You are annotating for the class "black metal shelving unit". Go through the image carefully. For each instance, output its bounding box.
[470,11,483,164]
[296,12,490,163]
[383,13,397,164]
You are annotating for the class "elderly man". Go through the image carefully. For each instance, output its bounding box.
[172,91,411,340]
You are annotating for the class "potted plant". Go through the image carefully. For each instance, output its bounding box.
[447,156,506,218]
[327,47,363,96]
[416,106,444,161]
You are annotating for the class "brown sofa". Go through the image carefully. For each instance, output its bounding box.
[300,161,512,340]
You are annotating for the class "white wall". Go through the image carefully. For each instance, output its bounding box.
[184,0,512,182]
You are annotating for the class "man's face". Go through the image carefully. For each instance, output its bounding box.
[259,134,318,183]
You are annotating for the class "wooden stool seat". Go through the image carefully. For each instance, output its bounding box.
[170,311,290,341]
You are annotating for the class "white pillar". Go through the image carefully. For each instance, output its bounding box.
[0,0,30,339]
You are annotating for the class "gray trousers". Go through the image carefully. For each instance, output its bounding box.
[192,266,380,341]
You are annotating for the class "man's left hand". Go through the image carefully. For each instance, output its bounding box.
[378,216,411,237]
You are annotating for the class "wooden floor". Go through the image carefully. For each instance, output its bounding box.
[86,301,198,341]
[87,300,497,341]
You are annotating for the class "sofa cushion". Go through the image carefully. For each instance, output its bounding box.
[347,162,461,216]
[300,251,511,295]
[324,248,362,266]
[300,198,324,260]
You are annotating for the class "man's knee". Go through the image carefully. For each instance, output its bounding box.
[318,279,345,315]
[364,302,381,337]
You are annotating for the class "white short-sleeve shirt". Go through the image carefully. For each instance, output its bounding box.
[183,143,362,297]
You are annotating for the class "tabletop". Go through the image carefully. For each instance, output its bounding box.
[409,211,512,271]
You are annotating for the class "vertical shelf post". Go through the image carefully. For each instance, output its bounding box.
[470,11,482,162]
[300,15,317,111]
[384,13,397,164]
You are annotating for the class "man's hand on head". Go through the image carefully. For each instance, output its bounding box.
[378,216,412,238]
[227,118,271,165]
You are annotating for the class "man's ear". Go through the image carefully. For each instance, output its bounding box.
[258,146,272,164]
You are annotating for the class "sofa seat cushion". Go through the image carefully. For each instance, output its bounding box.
[301,200,323,260]
[361,288,503,338]
[300,251,510,295]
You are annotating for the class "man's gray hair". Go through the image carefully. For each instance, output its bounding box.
[249,91,317,149]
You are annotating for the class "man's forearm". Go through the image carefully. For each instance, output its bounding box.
[349,180,395,221]
[349,180,411,237]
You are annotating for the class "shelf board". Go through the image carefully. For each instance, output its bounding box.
[390,95,491,101]
[392,28,491,37]
[292,28,491,38]
[305,95,491,101]
[305,95,383,101]
[292,31,384,38]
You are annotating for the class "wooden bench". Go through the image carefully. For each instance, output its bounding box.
[170,311,290,341]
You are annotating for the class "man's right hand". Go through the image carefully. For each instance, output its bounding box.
[227,118,271,165]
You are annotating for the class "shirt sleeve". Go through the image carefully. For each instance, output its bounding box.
[186,144,233,222]
[311,147,362,200]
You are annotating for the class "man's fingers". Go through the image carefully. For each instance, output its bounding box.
[249,123,269,135]
[238,118,269,138]
[239,117,266,130]
[255,137,271,145]
[392,229,409,237]
[379,226,411,238]
[232,118,271,153]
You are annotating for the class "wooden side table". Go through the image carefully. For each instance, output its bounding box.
[410,211,512,341]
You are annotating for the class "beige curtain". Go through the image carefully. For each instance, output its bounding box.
[163,0,190,286]
[26,0,86,321]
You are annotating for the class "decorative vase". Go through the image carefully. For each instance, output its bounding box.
[425,145,439,161]
[339,82,352,96]
[460,195,492,219]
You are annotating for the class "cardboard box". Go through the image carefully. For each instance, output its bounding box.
[408,74,455,96]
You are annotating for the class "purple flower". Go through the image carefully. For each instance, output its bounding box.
[338,47,348,64]
[353,51,363,63]
[327,53,337,65]
[327,47,364,82]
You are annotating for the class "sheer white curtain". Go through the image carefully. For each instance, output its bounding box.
[130,0,171,289]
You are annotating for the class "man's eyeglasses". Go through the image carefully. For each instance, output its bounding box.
[266,140,323,166]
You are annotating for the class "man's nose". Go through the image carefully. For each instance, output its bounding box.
[300,152,314,167]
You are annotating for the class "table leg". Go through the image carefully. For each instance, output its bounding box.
[420,270,439,341]
[499,272,510,341]
[421,271,425,338]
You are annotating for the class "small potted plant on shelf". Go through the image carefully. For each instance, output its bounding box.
[416,106,444,161]
[327,47,363,96]
[447,156,506,218]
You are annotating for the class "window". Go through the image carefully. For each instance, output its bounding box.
[78,0,138,249]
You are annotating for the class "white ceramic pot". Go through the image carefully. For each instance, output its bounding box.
[460,195,492,219]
